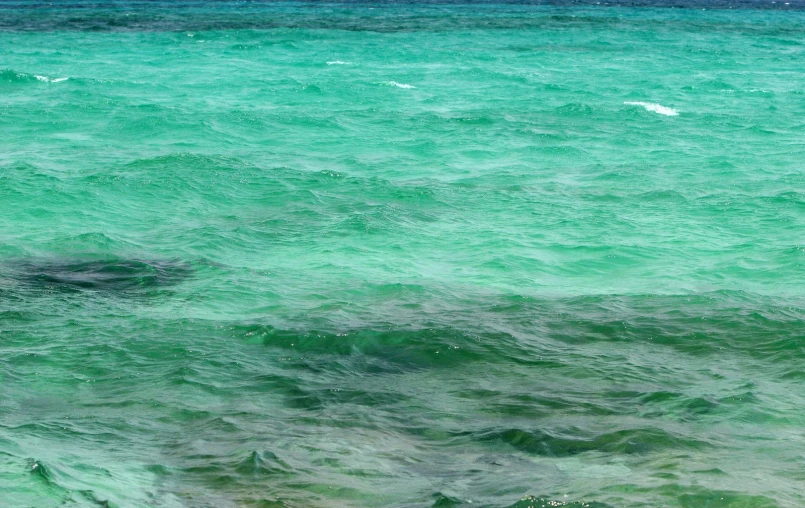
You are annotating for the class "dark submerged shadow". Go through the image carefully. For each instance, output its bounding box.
[8,257,193,293]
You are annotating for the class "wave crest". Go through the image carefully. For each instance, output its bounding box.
[624,101,679,116]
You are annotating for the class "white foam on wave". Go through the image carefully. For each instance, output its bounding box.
[327,60,350,65]
[385,81,415,89]
[35,75,69,83]
[624,101,678,116]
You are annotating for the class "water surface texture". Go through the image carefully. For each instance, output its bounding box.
[2,1,805,507]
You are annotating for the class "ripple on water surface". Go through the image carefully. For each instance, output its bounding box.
[1,1,805,507]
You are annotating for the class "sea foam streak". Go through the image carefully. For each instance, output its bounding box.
[624,101,678,116]
[327,60,350,65]
[385,81,415,89]
[35,75,69,83]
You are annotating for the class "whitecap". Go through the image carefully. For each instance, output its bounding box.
[327,60,350,65]
[624,101,678,116]
[385,81,415,89]
[34,75,69,83]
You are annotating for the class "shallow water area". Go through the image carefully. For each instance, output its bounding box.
[2,1,805,507]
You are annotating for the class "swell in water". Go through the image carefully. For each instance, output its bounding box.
[2,2,805,507]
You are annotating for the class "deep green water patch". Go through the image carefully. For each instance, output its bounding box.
[6,257,193,292]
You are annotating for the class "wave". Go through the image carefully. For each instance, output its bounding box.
[1,69,68,84]
[35,75,69,83]
[487,427,712,457]
[624,101,679,116]
[384,81,415,89]
[0,69,35,83]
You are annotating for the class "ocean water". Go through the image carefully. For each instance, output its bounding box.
[2,1,805,506]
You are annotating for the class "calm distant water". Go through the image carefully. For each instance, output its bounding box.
[2,1,805,507]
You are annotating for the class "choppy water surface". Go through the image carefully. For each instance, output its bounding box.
[2,1,805,507]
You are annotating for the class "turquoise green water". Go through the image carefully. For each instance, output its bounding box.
[2,2,805,507]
